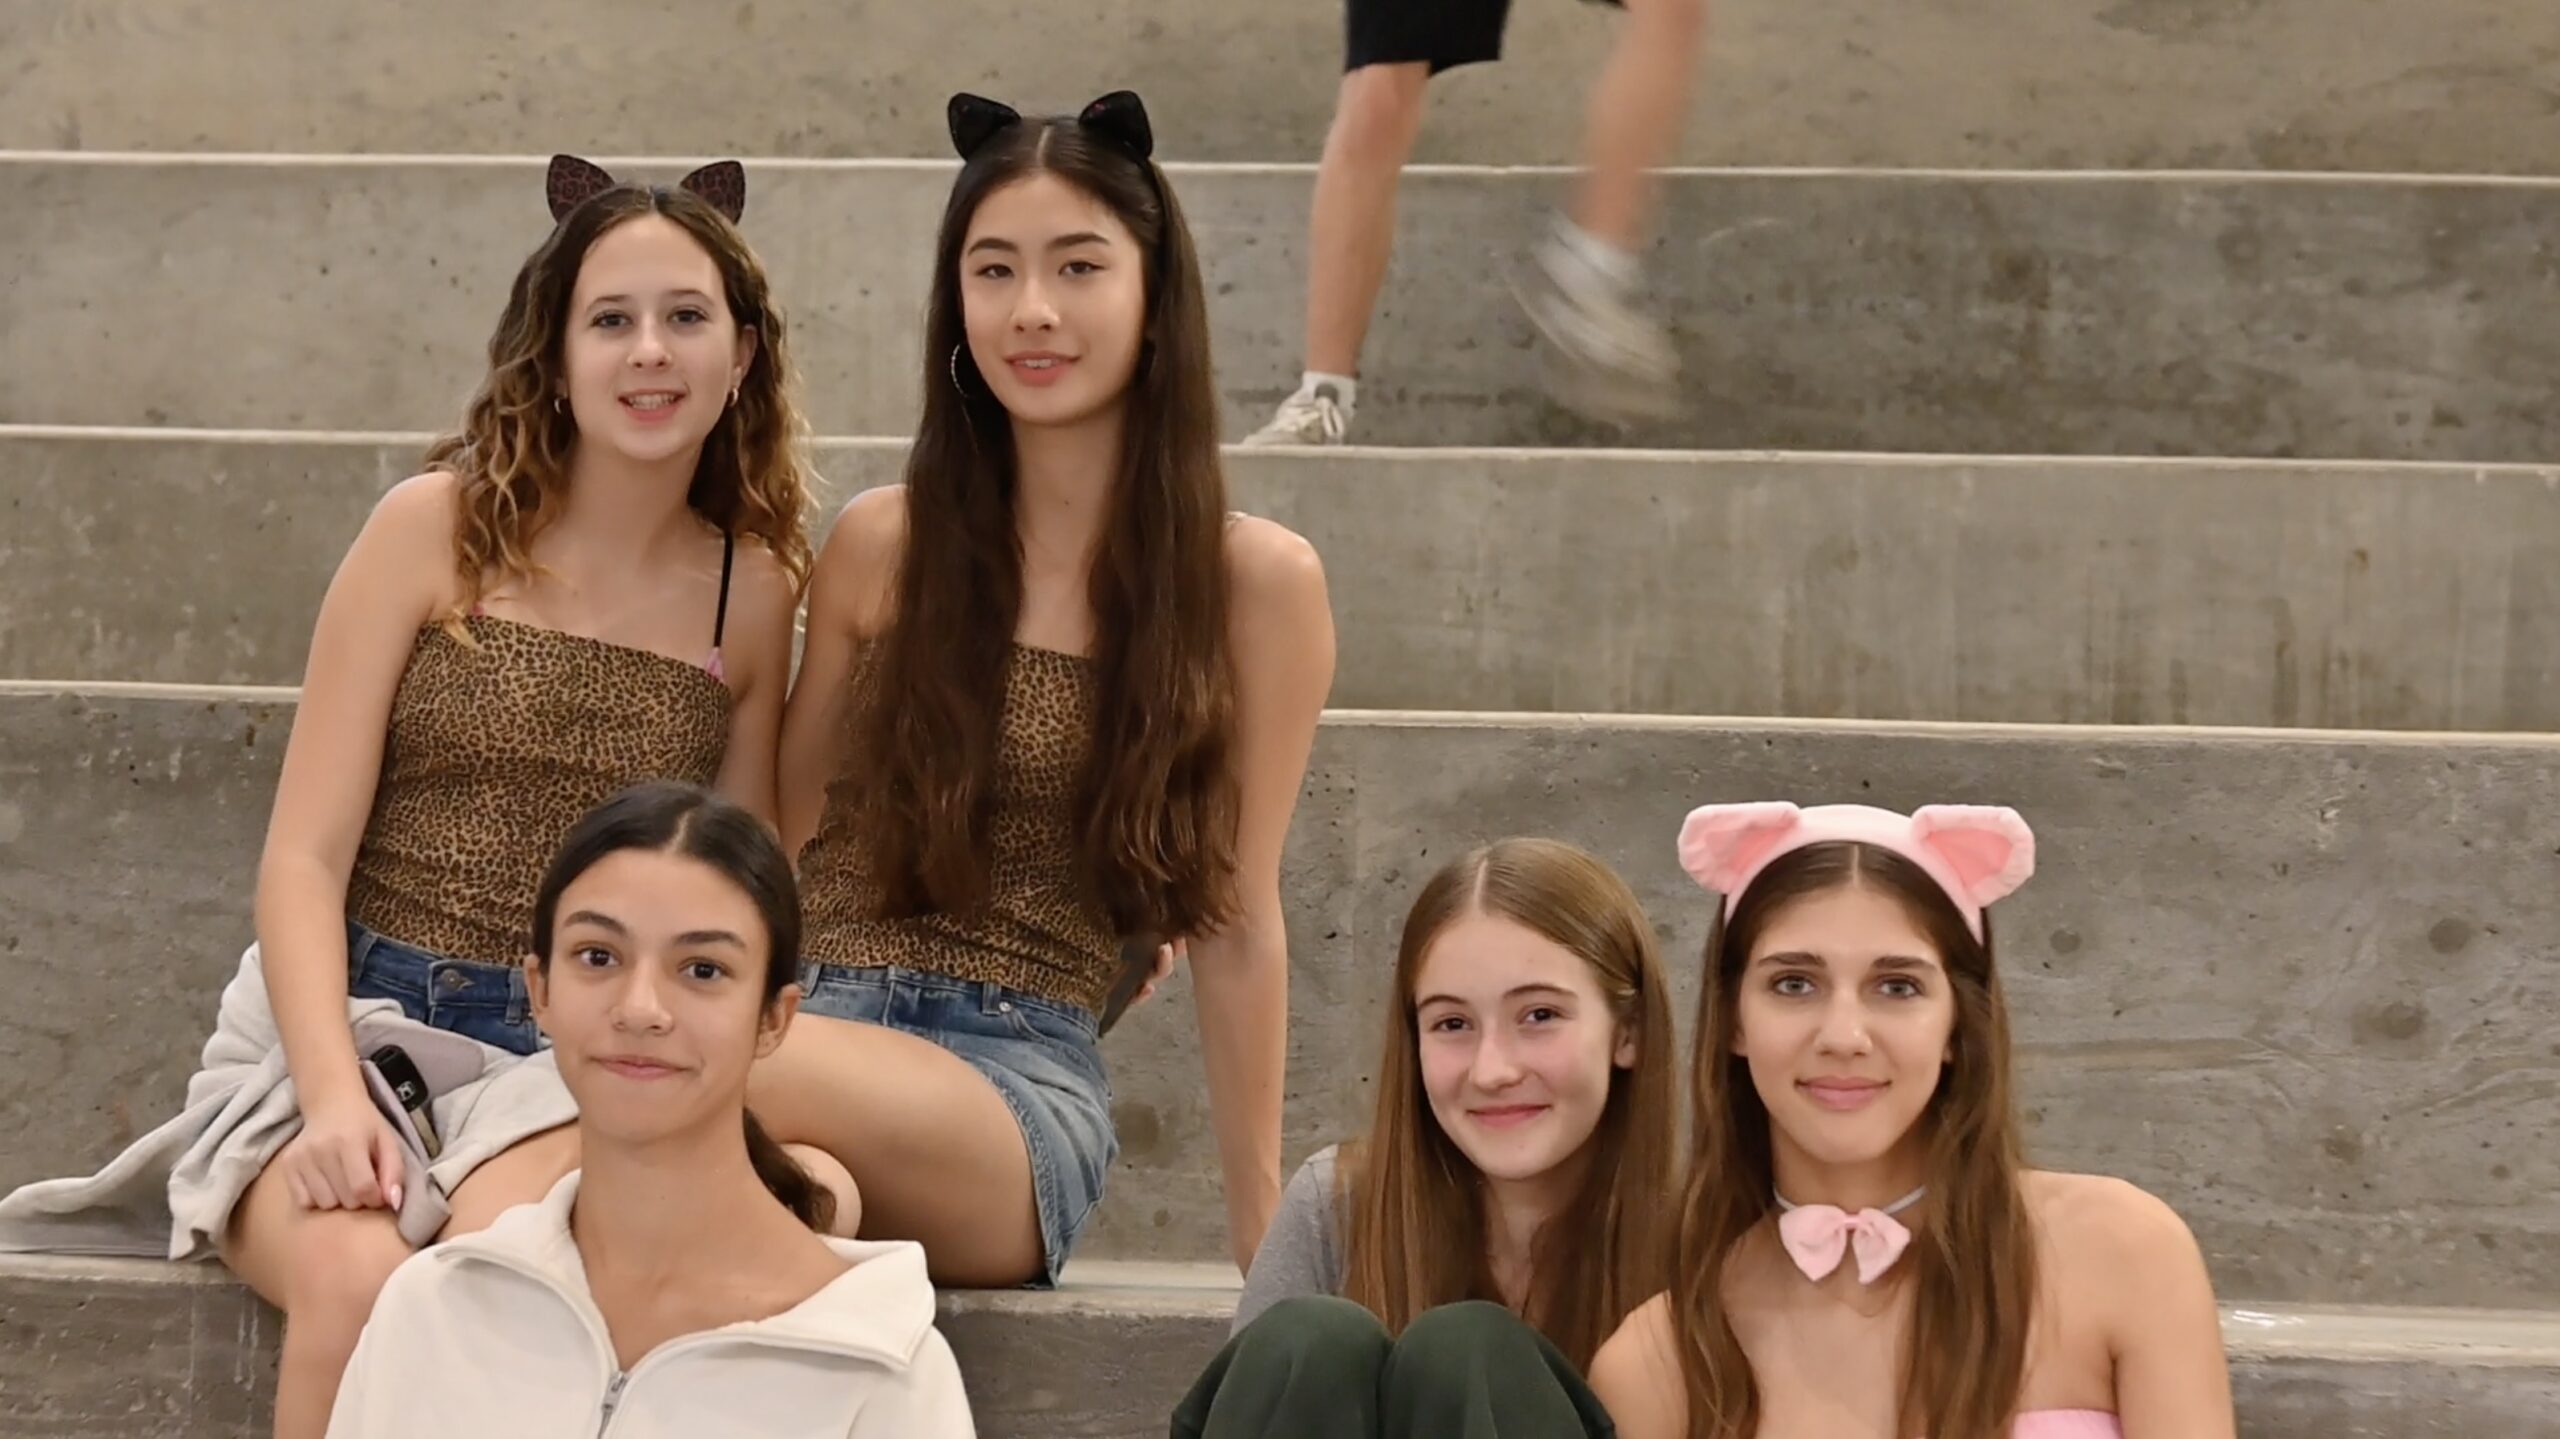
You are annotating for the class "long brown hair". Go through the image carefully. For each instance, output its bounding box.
[1340,838,1678,1368]
[1669,842,2036,1438]
[425,182,815,617]
[845,110,1238,938]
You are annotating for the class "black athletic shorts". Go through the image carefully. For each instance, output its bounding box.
[1346,0,1625,76]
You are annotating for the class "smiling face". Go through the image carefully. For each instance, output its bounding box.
[527,846,795,1146]
[1412,912,1640,1185]
[957,171,1149,429]
[1733,879,1956,1181]
[561,214,757,467]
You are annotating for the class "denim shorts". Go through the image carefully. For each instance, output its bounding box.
[797,963,1117,1286]
[344,920,547,1057]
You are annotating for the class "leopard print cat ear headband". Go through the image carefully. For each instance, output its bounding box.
[545,154,746,224]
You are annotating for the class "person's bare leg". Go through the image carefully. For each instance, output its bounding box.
[1247,62,1431,445]
[1516,0,1706,419]
[748,1013,1047,1286]
[223,1123,584,1438]
[222,1170,417,1439]
[1569,0,1708,251]
[1306,62,1431,374]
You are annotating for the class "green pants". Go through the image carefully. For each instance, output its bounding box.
[1171,1296,1616,1439]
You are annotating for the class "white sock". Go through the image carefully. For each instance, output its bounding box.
[1552,217,1640,289]
[1299,370,1359,412]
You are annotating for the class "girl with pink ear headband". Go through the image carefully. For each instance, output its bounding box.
[1588,803,2238,1439]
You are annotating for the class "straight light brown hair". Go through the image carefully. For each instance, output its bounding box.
[1668,841,2036,1438]
[1341,837,1678,1368]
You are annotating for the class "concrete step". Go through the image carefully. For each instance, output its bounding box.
[2,1254,2556,1438]
[7,0,2556,174]
[9,157,2556,459]
[6,686,2559,1309]
[9,428,2560,731]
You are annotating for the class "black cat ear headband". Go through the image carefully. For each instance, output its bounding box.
[945,90,1170,306]
[545,154,747,225]
[947,90,1156,168]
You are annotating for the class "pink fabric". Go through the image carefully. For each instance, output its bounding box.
[1677,802,2035,941]
[1777,1202,1916,1286]
[2013,1412,2122,1438]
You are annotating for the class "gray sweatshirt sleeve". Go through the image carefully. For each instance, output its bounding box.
[1231,1145,1345,1335]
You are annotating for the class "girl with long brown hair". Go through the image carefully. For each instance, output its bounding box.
[1588,803,2235,1439]
[0,158,814,1439]
[1172,837,1676,1438]
[760,90,1336,1288]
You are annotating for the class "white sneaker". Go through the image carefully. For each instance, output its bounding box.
[1513,232,1682,421]
[1242,381,1353,446]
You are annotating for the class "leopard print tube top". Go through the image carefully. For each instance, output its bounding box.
[796,644,1121,1014]
[344,615,731,964]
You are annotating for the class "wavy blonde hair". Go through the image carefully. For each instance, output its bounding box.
[424,182,814,614]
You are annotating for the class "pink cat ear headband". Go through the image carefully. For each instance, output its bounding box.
[1676,802,2036,941]
[545,154,747,225]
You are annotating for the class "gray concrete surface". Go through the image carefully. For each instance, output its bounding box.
[10,431,2560,731]
[3,1254,2557,1437]
[5,688,2559,1308]
[7,0,2558,174]
[10,158,2558,459]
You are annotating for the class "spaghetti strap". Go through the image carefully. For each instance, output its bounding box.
[712,532,736,649]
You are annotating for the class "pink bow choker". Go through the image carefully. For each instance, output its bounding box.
[1775,1185,1925,1285]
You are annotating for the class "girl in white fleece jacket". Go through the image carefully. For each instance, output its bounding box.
[327,782,975,1438]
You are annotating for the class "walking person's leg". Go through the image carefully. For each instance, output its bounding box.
[1241,63,1430,446]
[1517,0,1709,420]
[1247,0,1513,446]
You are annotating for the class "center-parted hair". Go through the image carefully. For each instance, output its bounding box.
[1340,837,1678,1368]
[1668,841,2036,1438]
[531,781,832,1231]
[426,181,815,619]
[843,106,1239,939]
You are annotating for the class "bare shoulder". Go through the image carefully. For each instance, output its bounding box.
[2027,1169,2198,1258]
[1222,515,1329,621]
[354,471,467,607]
[810,483,908,629]
[722,534,799,614]
[1587,1293,1687,1439]
[370,470,465,545]
[827,481,910,553]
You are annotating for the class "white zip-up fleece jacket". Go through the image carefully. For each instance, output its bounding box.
[327,1172,975,1439]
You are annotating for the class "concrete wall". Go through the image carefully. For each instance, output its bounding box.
[6,0,2556,174]
[6,687,2558,1308]
[11,159,2559,458]
[9,433,2560,730]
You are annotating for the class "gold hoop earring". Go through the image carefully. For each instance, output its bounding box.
[552,395,565,414]
[727,384,740,410]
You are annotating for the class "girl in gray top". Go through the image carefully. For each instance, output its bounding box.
[1176,837,1679,1438]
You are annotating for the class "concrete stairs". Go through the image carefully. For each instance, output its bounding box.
[7,431,2560,729]
[5,0,2559,1434]
[5,1255,2557,1439]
